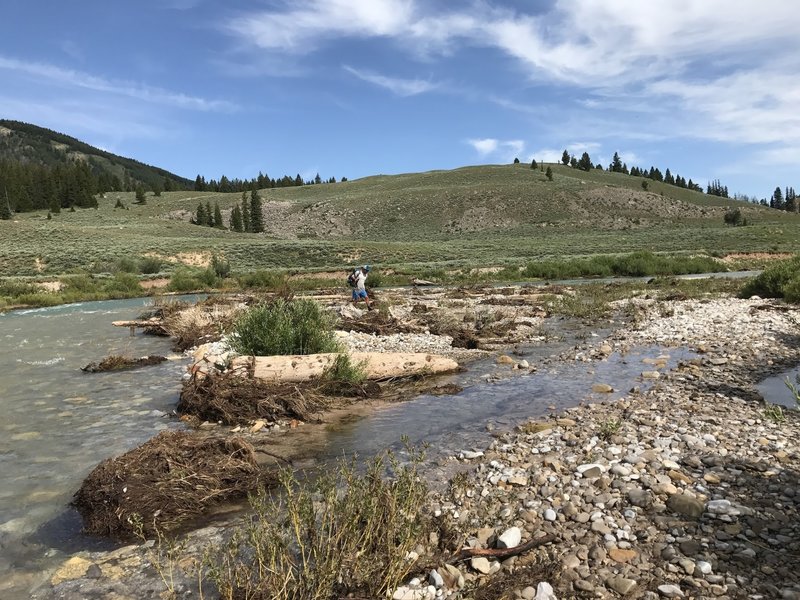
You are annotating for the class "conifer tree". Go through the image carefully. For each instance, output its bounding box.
[0,188,11,220]
[250,187,264,233]
[195,203,206,225]
[610,152,623,173]
[531,159,537,170]
[242,196,251,232]
[214,202,223,229]
[545,166,553,181]
[561,150,570,165]
[135,184,146,204]
[577,152,593,171]
[205,201,214,226]
[230,205,243,232]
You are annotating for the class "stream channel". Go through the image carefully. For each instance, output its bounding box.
[0,289,755,598]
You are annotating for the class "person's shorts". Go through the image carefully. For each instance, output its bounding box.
[352,289,368,300]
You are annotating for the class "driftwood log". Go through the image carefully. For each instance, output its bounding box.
[227,352,459,383]
[446,534,556,564]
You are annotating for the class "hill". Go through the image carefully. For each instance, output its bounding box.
[1,162,799,277]
[0,120,192,191]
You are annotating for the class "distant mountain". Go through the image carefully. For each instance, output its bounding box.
[0,120,192,190]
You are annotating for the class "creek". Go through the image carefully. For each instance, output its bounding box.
[1,297,694,598]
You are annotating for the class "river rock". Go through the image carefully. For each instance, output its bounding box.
[607,576,638,595]
[658,584,685,597]
[666,494,704,519]
[470,557,493,574]
[592,383,614,393]
[534,582,557,600]
[497,526,522,549]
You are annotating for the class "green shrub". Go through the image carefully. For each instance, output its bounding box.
[230,298,340,356]
[523,252,723,280]
[211,254,231,278]
[61,274,100,294]
[366,270,383,289]
[167,269,204,292]
[115,257,138,273]
[138,256,163,274]
[321,353,367,385]
[782,276,800,303]
[103,272,143,295]
[740,256,800,301]
[205,448,428,600]
[0,279,38,297]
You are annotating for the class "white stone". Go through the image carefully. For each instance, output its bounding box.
[544,509,557,522]
[697,561,713,575]
[534,582,558,600]
[470,556,493,574]
[658,584,685,597]
[497,526,522,548]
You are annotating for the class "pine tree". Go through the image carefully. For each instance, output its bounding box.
[561,150,570,166]
[195,203,206,225]
[577,152,593,171]
[0,187,11,220]
[531,159,537,170]
[250,187,264,233]
[242,196,251,232]
[230,205,244,232]
[205,201,214,226]
[214,202,223,229]
[135,184,146,204]
[545,166,553,181]
[610,152,623,173]
[513,157,520,164]
[569,156,578,168]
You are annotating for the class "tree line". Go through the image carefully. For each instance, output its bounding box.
[548,149,797,213]
[191,187,265,233]
[193,171,345,193]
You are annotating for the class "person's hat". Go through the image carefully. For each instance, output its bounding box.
[363,265,371,272]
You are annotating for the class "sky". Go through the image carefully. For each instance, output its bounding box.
[1,0,798,198]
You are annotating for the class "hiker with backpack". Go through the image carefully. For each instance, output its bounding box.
[348,265,373,311]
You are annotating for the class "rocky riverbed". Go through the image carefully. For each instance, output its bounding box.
[30,295,800,600]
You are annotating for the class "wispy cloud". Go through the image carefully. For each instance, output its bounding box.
[0,55,238,112]
[467,138,524,161]
[343,65,437,96]
[225,0,800,152]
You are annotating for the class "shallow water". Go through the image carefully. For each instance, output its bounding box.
[0,299,690,598]
[757,365,800,409]
[0,297,201,595]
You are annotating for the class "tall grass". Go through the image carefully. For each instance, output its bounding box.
[230,298,340,356]
[205,448,428,600]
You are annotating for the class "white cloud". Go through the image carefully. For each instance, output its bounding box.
[227,0,416,53]
[468,138,498,156]
[467,138,524,161]
[0,55,238,112]
[343,65,437,96]
[225,0,800,153]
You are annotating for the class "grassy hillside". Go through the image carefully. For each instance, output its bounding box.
[0,120,192,190]
[1,163,798,277]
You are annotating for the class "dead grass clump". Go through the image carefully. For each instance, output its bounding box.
[339,309,419,335]
[178,371,333,425]
[162,301,242,351]
[205,448,429,600]
[81,354,166,372]
[73,431,262,538]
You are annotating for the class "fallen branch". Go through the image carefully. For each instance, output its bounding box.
[446,534,556,564]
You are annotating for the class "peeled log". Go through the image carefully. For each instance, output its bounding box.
[230,352,458,383]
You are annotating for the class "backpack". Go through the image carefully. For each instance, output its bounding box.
[347,270,358,288]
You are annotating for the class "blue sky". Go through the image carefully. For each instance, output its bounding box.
[1,0,798,198]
